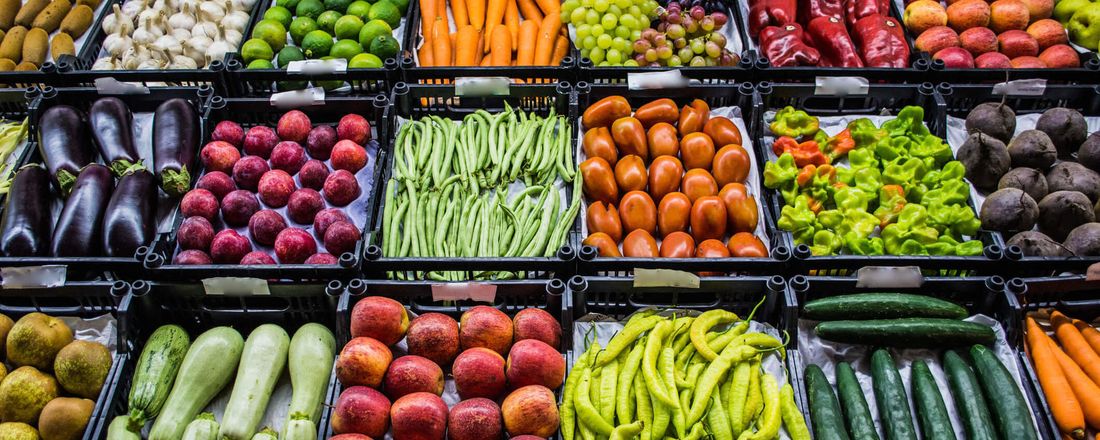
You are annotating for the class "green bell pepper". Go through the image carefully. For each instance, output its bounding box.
[770,106,820,139]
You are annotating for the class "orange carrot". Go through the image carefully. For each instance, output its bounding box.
[432,17,452,66]
[1073,318,1100,356]
[1029,317,1087,439]
[452,0,469,27]
[418,43,435,67]
[533,13,561,65]
[516,20,538,65]
[484,0,506,52]
[468,0,486,30]
[490,25,512,66]
[455,25,480,66]
[551,34,569,65]
[504,0,520,49]
[481,54,492,65]
[534,0,558,15]
[1053,311,1100,386]
[1046,335,1100,430]
[516,0,542,24]
[420,0,437,43]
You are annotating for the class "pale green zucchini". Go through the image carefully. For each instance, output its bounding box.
[107,416,142,440]
[284,412,317,440]
[286,323,336,426]
[148,327,244,440]
[218,324,291,440]
[181,413,219,440]
[127,324,191,430]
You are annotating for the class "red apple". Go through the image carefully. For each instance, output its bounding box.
[406,313,460,368]
[934,46,977,68]
[459,306,514,355]
[505,339,565,389]
[336,337,392,388]
[350,296,409,345]
[383,355,445,400]
[448,398,503,440]
[512,308,562,349]
[331,386,390,438]
[501,385,560,438]
[453,347,507,400]
[390,392,448,440]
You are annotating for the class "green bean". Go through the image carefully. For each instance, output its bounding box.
[662,346,685,438]
[727,361,751,436]
[780,382,811,440]
[742,360,762,429]
[417,117,433,172]
[616,343,645,425]
[545,174,583,257]
[381,181,396,255]
[691,310,740,361]
[599,359,618,424]
[522,187,558,256]
[708,386,734,440]
[609,421,644,440]
[739,374,780,440]
[423,190,438,248]
[434,196,455,256]
[635,372,653,440]
[642,321,676,408]
[576,369,614,436]
[405,185,421,257]
[601,315,663,367]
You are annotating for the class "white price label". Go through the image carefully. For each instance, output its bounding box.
[992,79,1047,96]
[627,70,689,90]
[269,87,326,109]
[202,277,270,295]
[286,59,348,74]
[814,77,870,96]
[0,265,66,288]
[431,283,498,302]
[633,268,700,288]
[855,266,924,288]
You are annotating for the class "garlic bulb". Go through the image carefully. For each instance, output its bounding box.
[184,36,212,65]
[171,27,191,41]
[131,15,159,45]
[92,56,118,70]
[223,28,242,47]
[168,4,195,30]
[199,0,226,19]
[121,0,146,19]
[152,34,181,56]
[223,9,249,31]
[101,4,130,34]
[103,30,133,57]
[172,54,198,68]
[137,5,160,23]
[206,28,231,65]
[192,20,217,40]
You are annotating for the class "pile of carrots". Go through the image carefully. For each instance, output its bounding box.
[417,0,570,67]
[1026,311,1100,440]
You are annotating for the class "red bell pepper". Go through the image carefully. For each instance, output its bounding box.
[759,24,822,67]
[772,136,829,167]
[748,0,797,37]
[843,0,888,28]
[798,0,844,24]
[852,14,910,68]
[806,16,864,68]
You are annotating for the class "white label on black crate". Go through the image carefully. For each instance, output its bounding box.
[633,268,700,288]
[269,87,326,109]
[627,70,688,90]
[455,77,511,96]
[94,78,150,95]
[287,59,348,74]
[0,265,66,288]
[431,283,497,302]
[814,77,870,96]
[855,266,924,288]
[202,277,271,296]
[992,79,1047,96]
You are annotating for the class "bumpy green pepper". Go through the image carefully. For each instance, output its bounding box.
[921,161,966,185]
[873,185,907,227]
[847,237,885,255]
[909,135,954,168]
[764,153,800,203]
[770,106,820,139]
[883,157,927,188]
[809,229,843,256]
[921,179,971,208]
[874,136,913,162]
[833,187,874,212]
[851,167,884,196]
[881,204,941,255]
[881,106,931,139]
[848,118,887,148]
[926,201,982,238]
[848,147,879,170]
[778,195,818,236]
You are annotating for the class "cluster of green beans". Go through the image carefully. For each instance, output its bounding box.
[562,310,811,440]
[380,105,582,280]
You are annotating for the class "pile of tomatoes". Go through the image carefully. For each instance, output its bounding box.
[579,95,769,259]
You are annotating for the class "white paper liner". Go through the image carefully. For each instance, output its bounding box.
[798,314,1041,438]
[576,106,772,253]
[572,310,796,440]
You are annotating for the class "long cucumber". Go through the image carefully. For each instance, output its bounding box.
[970,345,1038,440]
[870,349,917,440]
[148,327,244,440]
[804,364,850,440]
[942,350,996,440]
[910,360,956,440]
[815,319,995,348]
[835,362,879,440]
[219,324,291,440]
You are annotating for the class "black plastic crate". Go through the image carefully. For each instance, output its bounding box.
[223,56,402,97]
[323,278,568,438]
[786,275,1055,439]
[940,82,1100,276]
[737,0,931,82]
[754,81,1003,276]
[361,82,578,280]
[90,279,342,440]
[142,93,390,280]
[0,280,129,440]
[572,81,791,276]
[0,86,213,278]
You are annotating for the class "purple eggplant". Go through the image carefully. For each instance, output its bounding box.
[51,164,113,257]
[102,169,155,257]
[38,105,96,195]
[0,164,52,256]
[89,97,141,177]
[153,98,198,197]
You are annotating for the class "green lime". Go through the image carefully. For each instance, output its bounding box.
[276,45,305,67]
[241,38,275,64]
[334,15,364,40]
[295,0,325,20]
[368,34,399,60]
[367,0,401,29]
[317,10,342,33]
[387,0,409,15]
[275,0,300,11]
[358,19,392,49]
[263,6,293,28]
[324,0,354,14]
[346,0,370,19]
[247,59,275,69]
[302,30,335,58]
[330,38,364,59]
[289,16,318,45]
[349,52,383,68]
[250,19,288,52]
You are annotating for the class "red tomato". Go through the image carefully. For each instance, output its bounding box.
[657,192,692,237]
[678,103,708,136]
[618,190,657,236]
[622,229,658,257]
[712,144,751,186]
[660,232,696,258]
[634,98,679,127]
[680,132,716,171]
[583,127,619,166]
[703,116,743,148]
[614,155,647,194]
[586,201,623,243]
[647,122,680,158]
[690,196,728,242]
[611,117,648,160]
[728,232,768,257]
[580,157,618,204]
[647,155,684,203]
[681,169,718,203]
[718,183,759,234]
[695,239,731,258]
[582,95,631,129]
[583,232,622,257]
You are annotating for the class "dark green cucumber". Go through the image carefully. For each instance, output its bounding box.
[942,350,996,440]
[870,349,917,440]
[804,364,851,440]
[910,360,957,440]
[969,345,1038,440]
[804,293,968,321]
[815,319,995,348]
[835,362,880,440]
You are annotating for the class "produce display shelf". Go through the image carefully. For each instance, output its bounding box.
[0,85,214,279]
[360,81,579,281]
[572,80,792,276]
[90,279,343,440]
[141,93,389,280]
[940,82,1100,277]
[754,81,1005,276]
[0,279,130,440]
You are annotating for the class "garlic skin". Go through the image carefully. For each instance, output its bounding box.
[198,0,226,19]
[223,9,249,32]
[223,28,242,47]
[120,0,146,19]
[103,31,133,57]
[92,56,119,69]
[205,28,231,65]
[191,20,217,40]
[183,35,212,65]
[172,54,198,68]
[168,4,195,30]
[152,34,181,56]
[171,27,191,42]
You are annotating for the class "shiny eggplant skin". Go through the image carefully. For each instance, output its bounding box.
[89,97,140,176]
[0,164,52,256]
[102,169,154,257]
[153,98,198,197]
[51,163,113,257]
[38,105,95,195]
